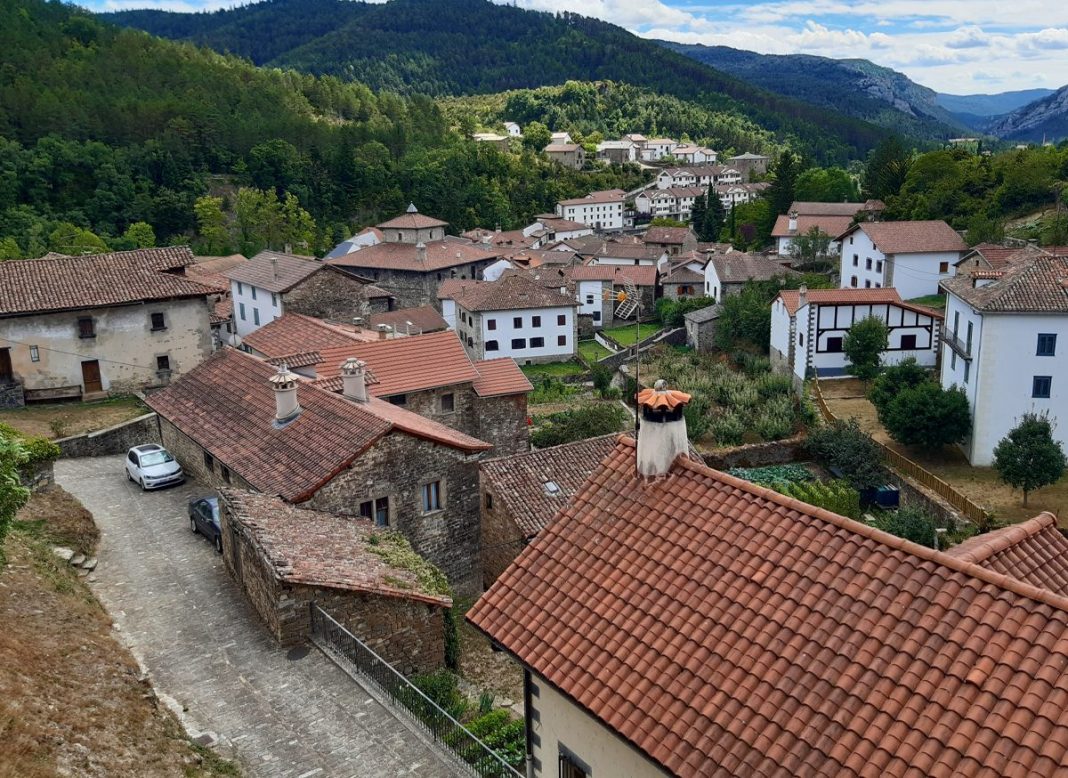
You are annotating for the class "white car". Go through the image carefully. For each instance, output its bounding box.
[125,444,185,490]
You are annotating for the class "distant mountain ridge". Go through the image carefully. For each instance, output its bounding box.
[656,42,967,141]
[99,0,895,164]
[935,89,1056,119]
[985,85,1068,142]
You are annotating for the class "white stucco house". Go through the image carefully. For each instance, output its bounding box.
[640,138,678,161]
[837,221,967,299]
[503,121,521,137]
[772,213,854,257]
[704,253,794,301]
[438,272,577,364]
[939,255,1068,465]
[770,287,942,385]
[555,190,626,232]
[634,187,704,223]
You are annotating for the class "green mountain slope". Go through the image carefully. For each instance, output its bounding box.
[657,42,965,141]
[935,89,1056,119]
[101,0,895,164]
[985,86,1068,143]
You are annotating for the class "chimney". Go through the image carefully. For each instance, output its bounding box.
[377,323,393,340]
[788,211,798,233]
[481,234,491,247]
[797,283,807,310]
[416,242,428,264]
[271,256,279,280]
[352,316,364,333]
[339,357,369,402]
[636,380,692,478]
[268,364,301,426]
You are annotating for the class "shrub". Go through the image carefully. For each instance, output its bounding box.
[0,432,30,564]
[883,383,971,449]
[403,670,468,724]
[874,507,938,548]
[843,316,889,382]
[754,396,796,441]
[993,413,1067,506]
[805,418,887,490]
[778,479,861,519]
[529,376,576,404]
[0,422,60,467]
[530,403,628,448]
[590,364,613,396]
[868,357,930,421]
[656,295,717,327]
[683,394,712,441]
[727,464,814,487]
[709,410,746,447]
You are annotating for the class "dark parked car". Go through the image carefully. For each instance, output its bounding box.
[188,496,222,553]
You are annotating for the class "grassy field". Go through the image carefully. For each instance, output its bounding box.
[0,396,146,439]
[601,322,661,346]
[820,378,1068,524]
[578,340,612,364]
[905,294,946,310]
[520,361,586,380]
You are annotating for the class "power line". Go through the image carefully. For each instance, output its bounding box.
[0,334,168,374]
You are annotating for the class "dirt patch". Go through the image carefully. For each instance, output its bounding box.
[0,491,238,778]
[15,486,99,557]
[0,396,146,440]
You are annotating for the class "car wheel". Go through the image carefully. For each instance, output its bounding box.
[190,517,197,534]
[139,478,146,491]
[126,469,132,482]
[214,534,223,554]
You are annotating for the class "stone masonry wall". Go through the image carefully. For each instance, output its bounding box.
[57,412,160,458]
[284,269,385,322]
[339,260,492,310]
[308,432,483,597]
[479,476,528,588]
[702,436,807,470]
[157,417,256,494]
[476,393,529,458]
[0,382,25,409]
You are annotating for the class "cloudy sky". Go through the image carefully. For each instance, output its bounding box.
[85,0,1068,94]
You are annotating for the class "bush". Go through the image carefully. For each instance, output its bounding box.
[530,403,628,448]
[529,376,576,404]
[656,295,717,327]
[883,383,971,449]
[0,422,60,467]
[728,464,814,487]
[778,479,861,519]
[874,507,938,548]
[709,410,746,446]
[403,670,468,724]
[993,413,1067,506]
[868,357,930,422]
[590,364,613,396]
[843,316,889,382]
[754,396,795,441]
[805,418,887,491]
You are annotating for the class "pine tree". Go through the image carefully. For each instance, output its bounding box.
[702,190,727,242]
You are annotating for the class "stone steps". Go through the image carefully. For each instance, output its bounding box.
[52,546,98,574]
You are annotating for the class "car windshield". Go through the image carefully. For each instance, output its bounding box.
[140,451,174,467]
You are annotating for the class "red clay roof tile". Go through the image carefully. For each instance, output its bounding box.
[471,358,532,398]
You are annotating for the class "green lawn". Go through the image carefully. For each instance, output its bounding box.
[578,340,612,364]
[906,294,946,309]
[602,322,661,346]
[521,360,586,379]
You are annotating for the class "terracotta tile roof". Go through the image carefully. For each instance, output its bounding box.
[788,200,866,216]
[190,254,247,275]
[771,214,855,238]
[946,513,1068,596]
[368,305,448,334]
[242,313,373,356]
[0,247,216,316]
[469,437,1068,777]
[942,255,1068,313]
[439,273,575,313]
[480,435,618,538]
[709,253,794,285]
[661,264,704,284]
[266,351,323,369]
[581,242,665,262]
[644,227,692,245]
[222,250,325,293]
[843,220,968,254]
[472,358,533,398]
[145,349,392,502]
[376,208,448,230]
[535,215,590,232]
[558,189,626,206]
[221,490,451,607]
[505,248,578,267]
[210,297,233,325]
[565,264,658,287]
[313,331,481,397]
[325,239,498,272]
[778,287,902,316]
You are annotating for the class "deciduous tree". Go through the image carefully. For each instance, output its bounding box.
[993,413,1066,507]
[843,316,888,382]
[883,383,971,449]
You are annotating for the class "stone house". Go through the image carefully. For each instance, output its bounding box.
[660,259,704,300]
[683,303,722,352]
[220,489,451,673]
[469,384,1068,777]
[0,247,217,407]
[595,140,638,164]
[471,132,510,151]
[479,435,617,586]
[726,151,770,179]
[145,348,492,595]
[643,226,695,256]
[326,206,501,309]
[772,212,856,257]
[543,143,585,170]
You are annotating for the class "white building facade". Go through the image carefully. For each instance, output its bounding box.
[839,222,967,300]
[556,190,626,231]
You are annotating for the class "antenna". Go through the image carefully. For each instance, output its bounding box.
[610,275,643,448]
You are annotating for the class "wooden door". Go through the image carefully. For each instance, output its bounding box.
[0,348,11,383]
[81,360,102,393]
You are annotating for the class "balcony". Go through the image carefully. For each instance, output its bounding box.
[942,330,973,361]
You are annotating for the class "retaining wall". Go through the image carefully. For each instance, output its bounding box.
[57,413,160,458]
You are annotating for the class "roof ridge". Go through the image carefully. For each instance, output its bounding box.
[669,451,1068,614]
[481,433,621,467]
[944,512,1058,563]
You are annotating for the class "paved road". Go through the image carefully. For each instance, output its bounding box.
[57,456,458,778]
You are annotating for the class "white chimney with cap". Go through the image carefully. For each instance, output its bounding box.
[340,357,369,403]
[636,380,691,477]
[797,283,808,310]
[268,363,301,425]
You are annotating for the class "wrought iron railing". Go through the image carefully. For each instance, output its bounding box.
[941,329,973,360]
[309,604,523,778]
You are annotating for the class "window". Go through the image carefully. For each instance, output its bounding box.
[388,394,407,406]
[557,314,566,326]
[966,322,973,352]
[77,317,95,339]
[558,335,568,347]
[953,311,960,337]
[532,316,542,327]
[487,318,496,331]
[865,280,872,288]
[951,351,957,370]
[440,392,455,413]
[221,465,231,485]
[826,337,844,353]
[939,261,949,274]
[585,294,594,304]
[360,497,390,527]
[850,276,858,288]
[251,287,257,301]
[852,254,859,266]
[1037,333,1057,356]
[964,360,970,384]
[1033,376,1052,398]
[486,340,499,352]
[865,258,872,270]
[485,493,493,510]
[253,308,260,326]
[203,451,215,473]
[900,334,917,350]
[511,338,526,349]
[592,311,601,322]
[29,345,39,362]
[421,481,443,513]
[271,293,278,307]
[513,316,523,328]
[799,333,804,347]
[156,355,171,372]
[150,312,166,331]
[876,260,883,273]
[559,750,589,778]
[530,337,545,348]
[237,282,243,295]
[239,303,247,321]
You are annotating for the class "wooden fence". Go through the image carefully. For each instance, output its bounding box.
[811,378,988,523]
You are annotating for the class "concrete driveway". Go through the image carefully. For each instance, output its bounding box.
[57,456,457,778]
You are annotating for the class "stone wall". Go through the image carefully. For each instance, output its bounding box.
[476,393,529,458]
[157,416,256,493]
[702,435,807,470]
[20,460,54,492]
[0,382,24,409]
[337,260,493,310]
[57,412,161,458]
[308,433,483,597]
[882,469,962,528]
[479,476,528,588]
[284,268,388,322]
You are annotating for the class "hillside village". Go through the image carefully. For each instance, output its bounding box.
[3,1,1068,777]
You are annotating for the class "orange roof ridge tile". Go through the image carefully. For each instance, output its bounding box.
[944,513,1058,563]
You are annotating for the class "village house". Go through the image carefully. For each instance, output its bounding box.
[565,264,658,327]
[145,347,492,595]
[242,316,532,456]
[954,241,1061,273]
[838,220,967,299]
[367,305,448,335]
[468,383,1068,777]
[639,138,678,161]
[503,121,521,137]
[543,143,585,170]
[704,252,794,301]
[439,273,578,364]
[186,253,248,349]
[654,165,742,190]
[323,226,383,260]
[670,144,717,165]
[939,254,1068,465]
[683,303,723,352]
[471,132,510,151]
[582,241,667,268]
[0,247,217,407]
[773,212,854,257]
[660,260,704,300]
[713,181,769,210]
[549,131,572,145]
[634,187,705,223]
[326,205,501,308]
[478,434,617,586]
[224,250,392,341]
[726,150,770,179]
[595,140,638,164]
[219,489,452,672]
[527,214,593,243]
[643,226,695,255]
[770,286,942,386]
[556,190,626,232]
